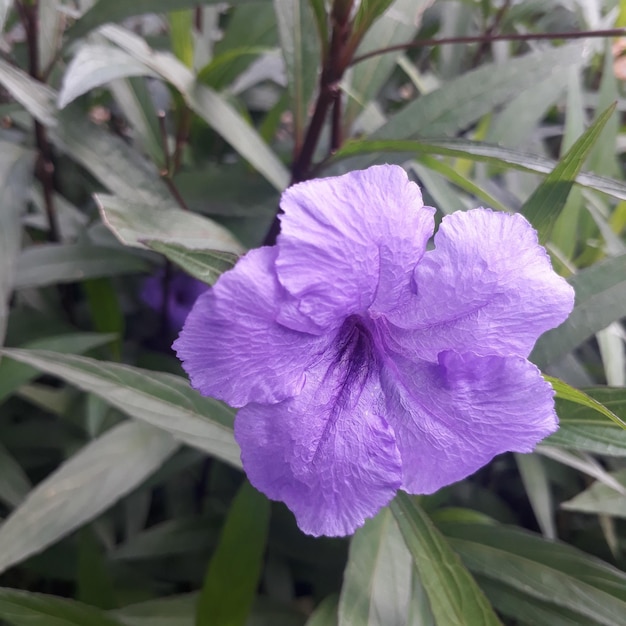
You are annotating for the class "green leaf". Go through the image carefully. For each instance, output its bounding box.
[307,0,328,60]
[38,0,63,78]
[343,0,428,130]
[0,143,33,350]
[485,71,569,149]
[0,58,56,126]
[67,0,243,41]
[0,333,116,404]
[100,24,289,191]
[441,522,626,626]
[14,243,150,289]
[196,481,270,626]
[390,494,502,626]
[550,387,626,456]
[169,10,195,68]
[521,103,617,243]
[274,0,320,150]
[372,43,582,142]
[531,255,626,369]
[0,0,12,32]
[108,77,163,164]
[0,349,241,467]
[76,529,117,609]
[0,421,178,575]
[478,577,606,626]
[306,596,338,626]
[338,507,421,626]
[351,0,395,41]
[144,241,237,285]
[0,442,31,508]
[58,43,157,109]
[83,279,125,360]
[51,105,170,204]
[547,376,626,430]
[514,453,555,540]
[0,588,125,626]
[112,594,197,626]
[96,194,243,253]
[204,3,277,90]
[331,137,626,203]
[562,468,626,518]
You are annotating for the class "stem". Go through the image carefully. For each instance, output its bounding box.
[472,0,512,66]
[157,109,190,211]
[351,28,626,66]
[290,4,352,184]
[17,0,60,243]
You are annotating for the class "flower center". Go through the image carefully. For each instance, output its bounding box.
[329,315,377,407]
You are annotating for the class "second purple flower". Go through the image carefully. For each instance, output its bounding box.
[174,165,574,537]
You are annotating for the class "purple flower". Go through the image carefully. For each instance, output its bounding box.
[142,270,207,331]
[173,165,574,537]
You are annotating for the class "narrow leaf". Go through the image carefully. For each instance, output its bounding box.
[562,468,626,518]
[0,333,116,404]
[338,507,416,626]
[546,376,626,430]
[0,144,33,349]
[442,522,626,626]
[391,494,502,626]
[100,24,289,191]
[307,596,339,626]
[68,0,235,41]
[531,255,626,369]
[1,349,241,467]
[0,421,178,574]
[521,103,617,243]
[51,105,170,204]
[96,194,243,253]
[58,43,157,108]
[0,442,31,508]
[196,481,270,626]
[0,588,125,626]
[274,0,320,151]
[14,243,150,289]
[0,58,56,126]
[331,137,626,203]
[372,43,582,142]
[169,10,195,68]
[145,241,237,285]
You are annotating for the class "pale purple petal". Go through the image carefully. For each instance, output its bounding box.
[380,350,558,494]
[173,247,329,407]
[275,165,434,331]
[384,209,574,361]
[235,339,402,537]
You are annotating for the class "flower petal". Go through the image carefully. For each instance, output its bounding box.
[235,354,402,537]
[385,209,574,361]
[381,350,557,494]
[276,165,434,331]
[173,247,329,407]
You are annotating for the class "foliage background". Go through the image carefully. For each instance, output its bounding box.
[1,0,626,624]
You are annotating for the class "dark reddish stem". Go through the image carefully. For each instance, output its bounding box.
[265,3,354,245]
[472,0,512,65]
[157,109,190,211]
[351,28,626,66]
[17,0,60,243]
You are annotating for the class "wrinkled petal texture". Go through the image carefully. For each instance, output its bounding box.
[174,247,328,407]
[276,165,435,331]
[235,350,402,537]
[381,350,558,494]
[385,209,575,361]
[174,165,575,538]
